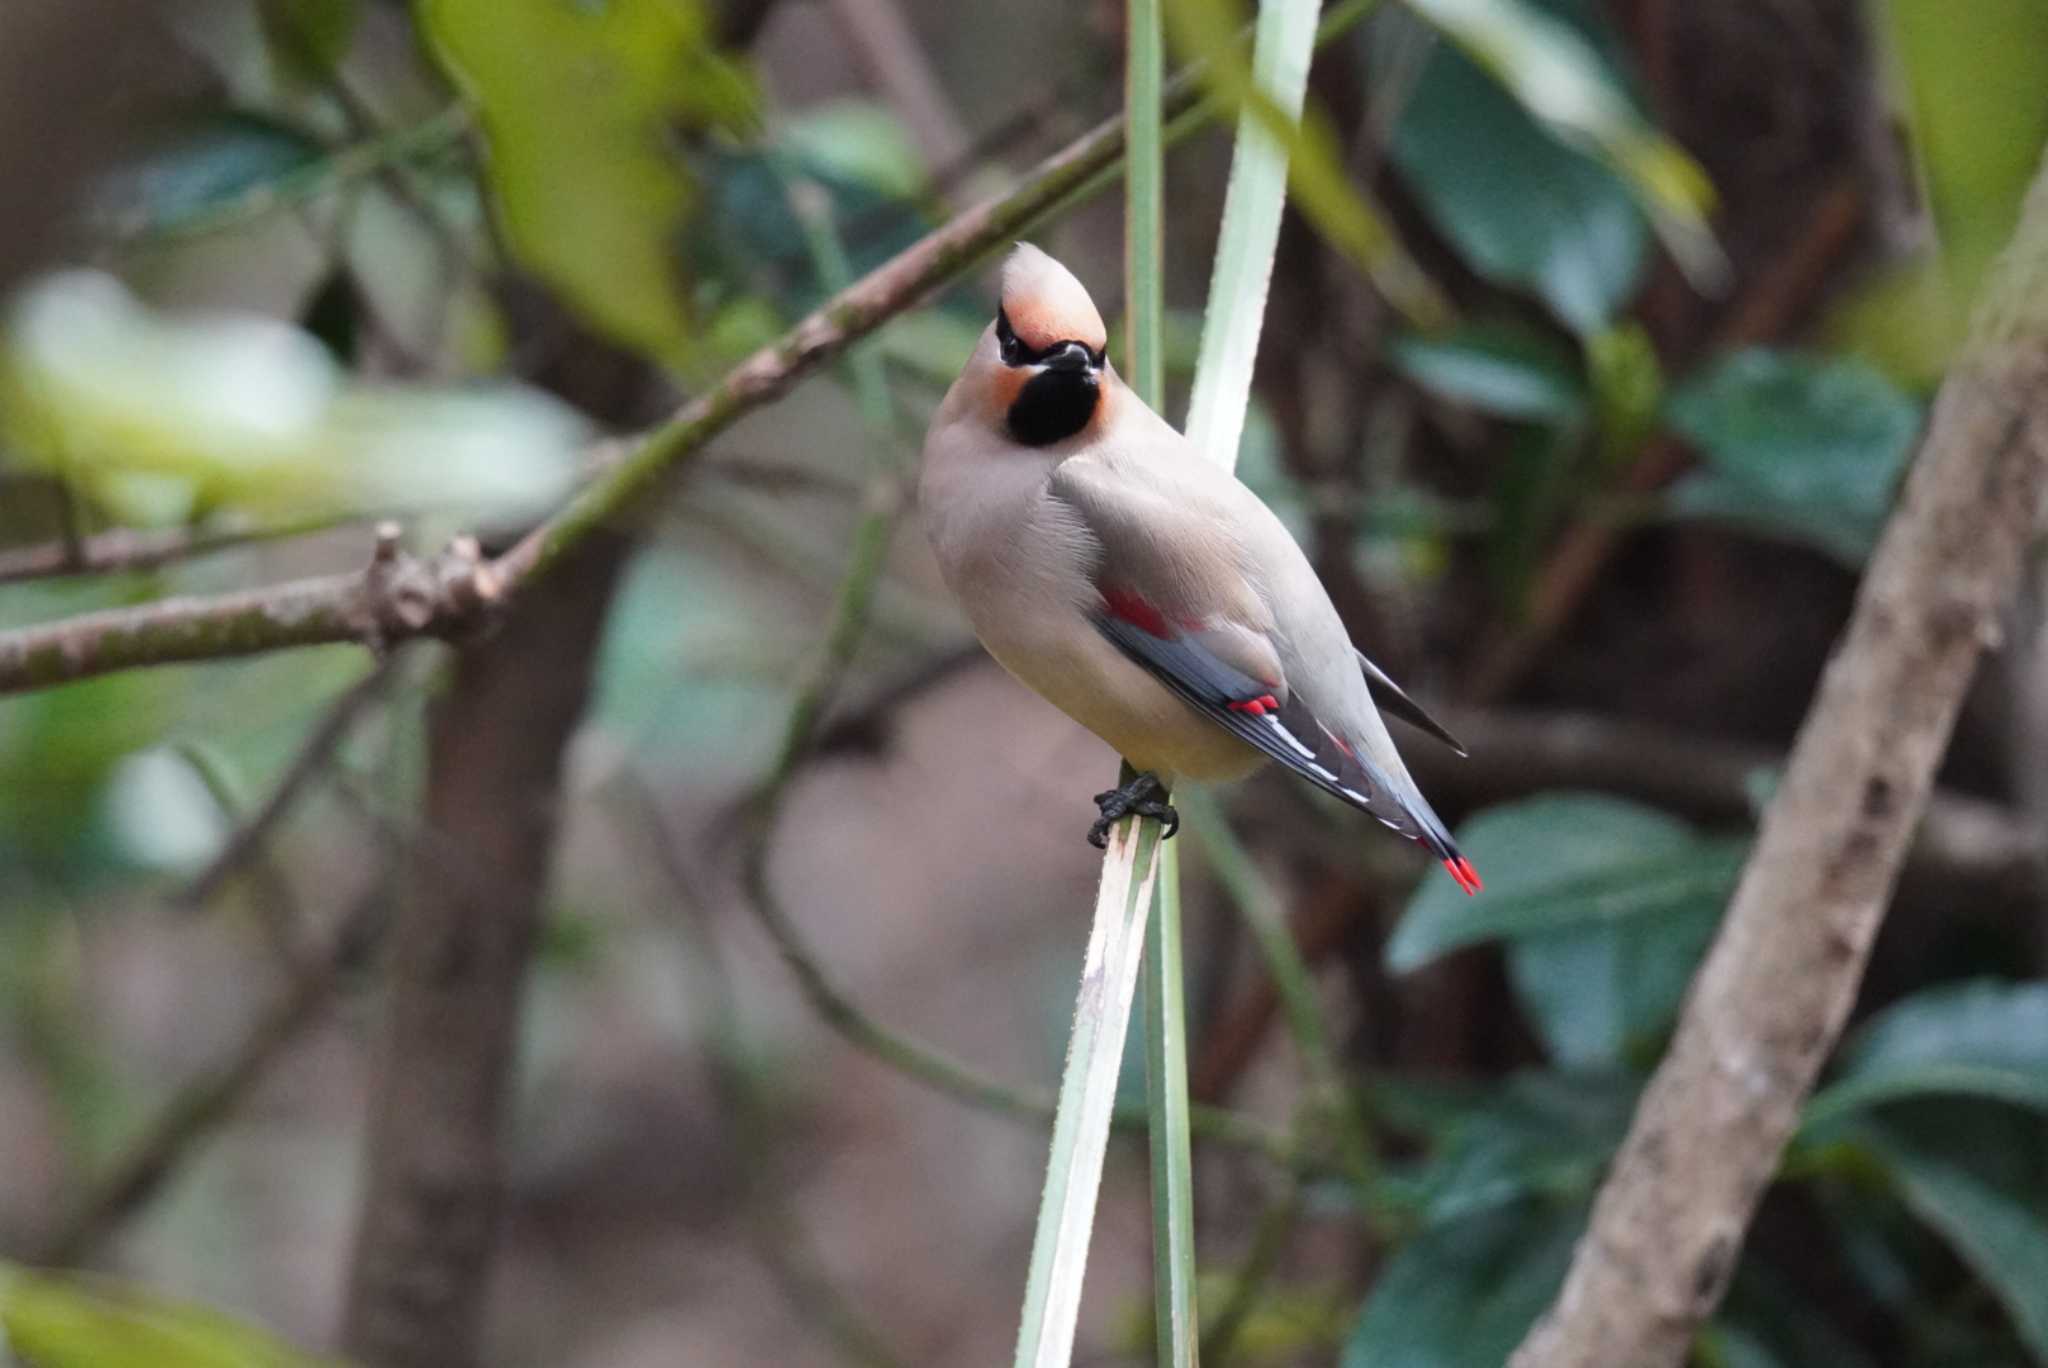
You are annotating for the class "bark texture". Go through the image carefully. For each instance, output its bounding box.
[339,535,627,1368]
[1510,155,2048,1367]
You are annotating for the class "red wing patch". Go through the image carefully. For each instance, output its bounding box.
[1100,588,1171,638]
[1443,856,1484,896]
[1226,694,1280,716]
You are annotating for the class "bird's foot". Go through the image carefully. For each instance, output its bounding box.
[1087,772,1179,849]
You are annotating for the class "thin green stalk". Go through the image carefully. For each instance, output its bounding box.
[1014,811,1166,1368]
[1145,835,1200,1366]
[1125,1,1199,1364]
[1183,0,1331,461]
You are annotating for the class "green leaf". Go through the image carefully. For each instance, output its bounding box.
[1396,1071,1634,1226]
[421,0,757,362]
[1,269,588,526]
[1388,322,1590,422]
[1507,901,1720,1069]
[1386,793,1743,972]
[1584,319,1662,462]
[1857,1108,2048,1361]
[1398,0,1720,288]
[1389,9,1648,334]
[91,113,324,240]
[1342,1199,1581,1367]
[1829,1,2048,383]
[1665,349,1926,566]
[0,1266,336,1367]
[1806,980,2048,1128]
[1388,794,1740,1067]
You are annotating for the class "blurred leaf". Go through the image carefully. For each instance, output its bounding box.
[103,748,232,871]
[91,114,324,241]
[0,1266,335,1367]
[1342,1199,1581,1367]
[1399,0,1721,287]
[1806,980,2048,1128]
[422,0,757,362]
[0,666,173,867]
[258,0,361,80]
[1508,903,1719,1069]
[1857,1107,2048,1361]
[781,101,928,201]
[1487,423,1579,601]
[1831,0,2048,383]
[1387,794,1742,972]
[1389,794,1740,1067]
[1389,1070,1633,1226]
[1388,322,1589,422]
[1665,349,1925,566]
[589,542,795,774]
[1166,0,1450,327]
[1390,10,1648,334]
[1,270,586,526]
[1584,319,1661,463]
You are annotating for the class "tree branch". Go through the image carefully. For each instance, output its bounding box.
[1509,149,2048,1368]
[340,533,630,1368]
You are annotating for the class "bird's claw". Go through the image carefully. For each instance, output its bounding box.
[1087,773,1179,849]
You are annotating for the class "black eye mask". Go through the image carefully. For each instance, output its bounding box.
[996,307,1106,371]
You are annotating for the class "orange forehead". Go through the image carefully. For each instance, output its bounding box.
[1000,244,1107,353]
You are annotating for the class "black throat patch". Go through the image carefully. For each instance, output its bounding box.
[1006,370,1100,446]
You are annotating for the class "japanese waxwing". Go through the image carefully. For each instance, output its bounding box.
[919,243,1481,894]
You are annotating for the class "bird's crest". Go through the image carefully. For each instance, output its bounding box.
[1000,244,1107,354]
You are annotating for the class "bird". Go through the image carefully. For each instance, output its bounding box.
[918,244,1481,895]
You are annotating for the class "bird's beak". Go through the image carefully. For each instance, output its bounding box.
[1039,341,1097,375]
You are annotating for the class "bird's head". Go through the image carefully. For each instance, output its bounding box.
[966,243,1110,447]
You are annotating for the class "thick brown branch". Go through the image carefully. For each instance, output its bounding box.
[1509,153,2048,1368]
[340,535,629,1368]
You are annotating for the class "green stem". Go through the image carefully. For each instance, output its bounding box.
[1014,812,1166,1368]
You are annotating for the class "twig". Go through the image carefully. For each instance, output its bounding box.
[39,888,385,1265]
[180,657,400,908]
[1510,149,2048,1368]
[0,516,365,587]
[1463,172,1867,704]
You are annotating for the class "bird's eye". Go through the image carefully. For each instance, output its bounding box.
[995,308,1027,367]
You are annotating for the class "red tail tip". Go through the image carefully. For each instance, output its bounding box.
[1444,856,1483,896]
